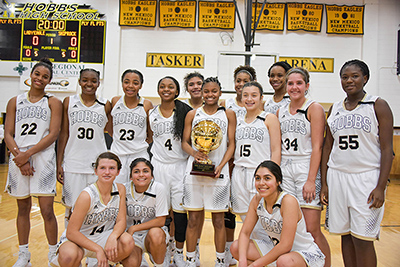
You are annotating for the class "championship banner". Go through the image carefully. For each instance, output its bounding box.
[326,5,364,35]
[119,0,157,27]
[251,2,285,31]
[198,1,235,29]
[159,0,196,28]
[280,57,334,73]
[287,3,323,32]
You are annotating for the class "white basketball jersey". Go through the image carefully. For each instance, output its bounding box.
[149,106,188,163]
[110,97,148,156]
[14,92,54,149]
[63,94,108,173]
[257,192,316,252]
[327,95,380,173]
[279,99,314,159]
[125,180,168,235]
[77,182,120,238]
[234,112,271,168]
[264,96,290,115]
[225,97,246,119]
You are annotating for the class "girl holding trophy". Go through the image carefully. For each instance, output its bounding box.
[182,77,236,267]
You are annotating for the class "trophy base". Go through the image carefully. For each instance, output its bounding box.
[190,161,216,177]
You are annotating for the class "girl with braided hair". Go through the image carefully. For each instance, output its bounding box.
[148,76,192,266]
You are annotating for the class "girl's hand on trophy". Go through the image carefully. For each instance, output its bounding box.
[193,151,208,162]
[214,165,222,179]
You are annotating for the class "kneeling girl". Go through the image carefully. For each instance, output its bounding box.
[231,161,325,267]
[52,152,135,267]
[125,158,169,267]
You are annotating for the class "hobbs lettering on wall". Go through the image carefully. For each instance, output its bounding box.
[146,53,204,68]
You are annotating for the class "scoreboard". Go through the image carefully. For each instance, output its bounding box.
[0,18,106,64]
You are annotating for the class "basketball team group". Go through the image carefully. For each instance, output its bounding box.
[3,58,393,267]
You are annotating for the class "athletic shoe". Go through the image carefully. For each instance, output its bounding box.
[173,251,186,267]
[12,251,32,267]
[185,256,196,267]
[164,249,171,266]
[215,258,226,267]
[164,240,175,265]
[225,249,237,266]
[48,251,56,267]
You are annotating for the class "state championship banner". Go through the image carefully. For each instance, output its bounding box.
[287,3,323,32]
[159,0,196,28]
[252,2,285,31]
[119,0,157,27]
[198,1,235,29]
[326,5,364,35]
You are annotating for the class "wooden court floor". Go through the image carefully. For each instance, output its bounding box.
[0,163,399,266]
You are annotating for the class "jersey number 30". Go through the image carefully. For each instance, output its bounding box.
[77,127,94,140]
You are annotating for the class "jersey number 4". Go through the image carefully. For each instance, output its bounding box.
[165,139,172,150]
[338,135,359,150]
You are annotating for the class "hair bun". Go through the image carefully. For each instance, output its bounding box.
[39,57,53,67]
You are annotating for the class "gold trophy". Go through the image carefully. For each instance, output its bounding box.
[190,120,223,177]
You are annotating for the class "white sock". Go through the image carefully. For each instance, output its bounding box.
[225,241,233,251]
[49,244,57,254]
[19,244,29,253]
[175,247,183,253]
[186,251,196,262]
[154,264,163,267]
[216,251,225,258]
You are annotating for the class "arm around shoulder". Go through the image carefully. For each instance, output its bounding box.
[181,110,196,156]
[144,99,154,113]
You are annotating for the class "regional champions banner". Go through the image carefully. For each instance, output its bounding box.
[198,1,235,29]
[159,0,196,28]
[119,0,157,27]
[287,2,323,32]
[326,5,364,35]
[252,2,285,31]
